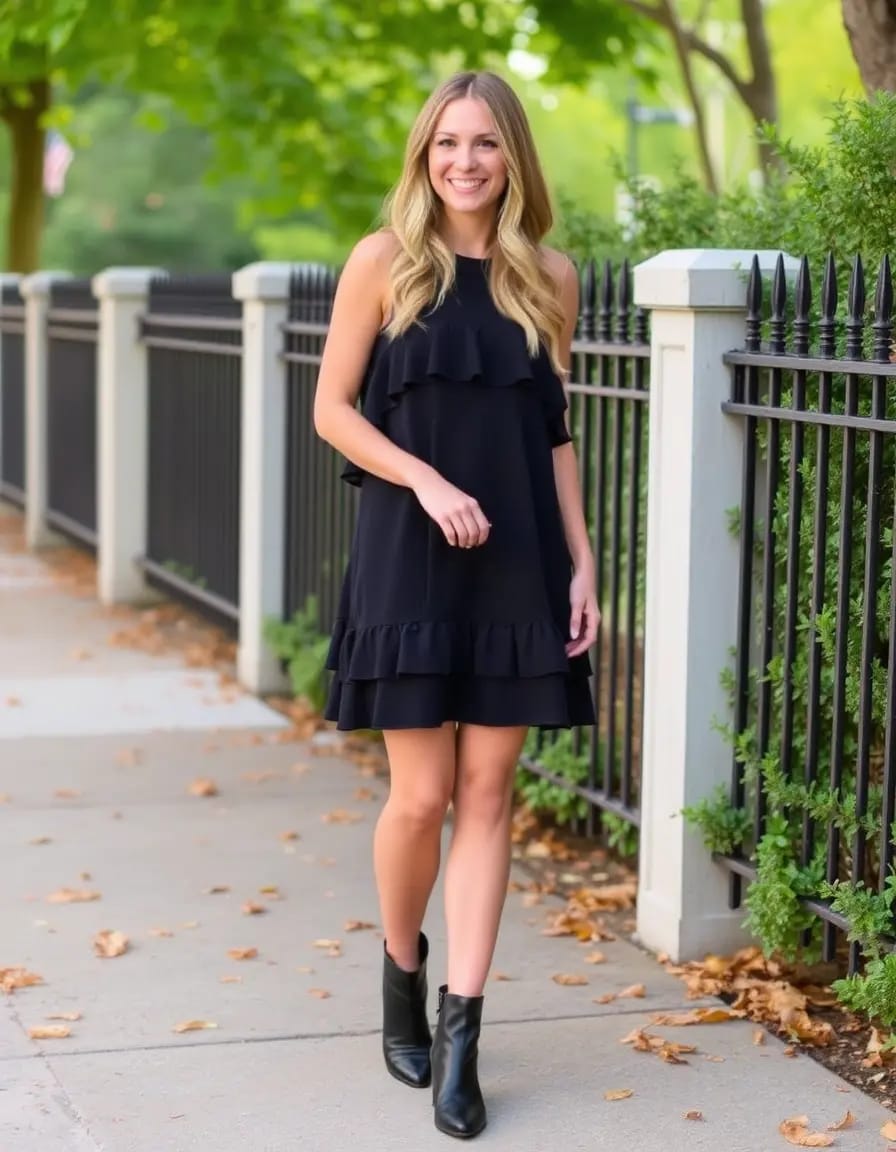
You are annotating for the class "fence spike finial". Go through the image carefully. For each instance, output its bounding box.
[745,254,762,352]
[598,259,614,341]
[872,253,893,363]
[769,252,787,354]
[792,256,811,356]
[845,253,866,359]
[819,252,837,357]
[616,259,631,342]
[581,259,596,341]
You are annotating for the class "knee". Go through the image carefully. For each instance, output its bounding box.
[390,785,451,832]
[454,770,513,827]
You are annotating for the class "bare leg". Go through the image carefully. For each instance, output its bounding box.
[443,723,528,996]
[376,723,456,971]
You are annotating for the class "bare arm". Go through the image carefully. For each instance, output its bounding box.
[313,233,490,549]
[547,253,600,655]
[313,233,432,491]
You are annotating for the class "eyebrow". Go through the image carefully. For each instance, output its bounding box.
[433,130,498,139]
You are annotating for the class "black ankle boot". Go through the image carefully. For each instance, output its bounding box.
[382,932,432,1088]
[431,984,486,1139]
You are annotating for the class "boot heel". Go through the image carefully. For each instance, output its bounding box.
[382,933,432,1088]
[431,984,486,1139]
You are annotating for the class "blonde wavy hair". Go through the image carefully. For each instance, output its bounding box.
[382,71,569,376]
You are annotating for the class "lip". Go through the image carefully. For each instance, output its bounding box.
[447,178,486,193]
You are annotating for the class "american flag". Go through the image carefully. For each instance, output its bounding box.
[43,131,74,198]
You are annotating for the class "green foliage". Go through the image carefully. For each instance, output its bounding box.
[826,875,896,1028]
[516,729,639,858]
[682,785,752,856]
[263,597,330,711]
[517,729,590,826]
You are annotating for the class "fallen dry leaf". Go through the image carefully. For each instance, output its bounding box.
[617,983,646,999]
[593,993,617,1004]
[313,939,342,950]
[684,1110,704,1121]
[491,972,514,981]
[0,967,43,992]
[321,809,363,824]
[241,902,266,916]
[296,965,314,974]
[604,1089,633,1101]
[115,747,142,767]
[188,778,218,798]
[29,836,52,846]
[259,886,281,899]
[28,1025,70,1040]
[552,973,588,986]
[220,975,242,984]
[205,885,230,895]
[0,793,10,803]
[148,927,174,938]
[5,696,21,706]
[47,888,100,904]
[227,948,258,961]
[93,930,129,958]
[754,1029,766,1045]
[584,951,607,965]
[53,789,81,799]
[344,920,376,932]
[826,1112,854,1132]
[173,1020,217,1034]
[308,988,331,999]
[882,1121,896,1141]
[778,1116,834,1147]
[651,1007,738,1026]
[46,1012,81,1021]
[279,831,300,842]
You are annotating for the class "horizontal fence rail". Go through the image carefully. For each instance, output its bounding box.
[283,265,345,636]
[46,278,98,546]
[0,281,25,505]
[521,259,650,840]
[141,275,242,623]
[721,251,896,971]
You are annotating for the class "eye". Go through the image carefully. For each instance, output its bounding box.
[435,137,455,147]
[479,140,498,149]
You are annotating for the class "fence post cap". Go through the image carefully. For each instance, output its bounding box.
[633,248,800,310]
[232,262,296,302]
[92,267,164,299]
[20,270,73,298]
[0,272,22,289]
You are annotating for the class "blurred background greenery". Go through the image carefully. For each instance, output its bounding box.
[0,0,871,273]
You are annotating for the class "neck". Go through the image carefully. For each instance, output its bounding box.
[438,208,496,260]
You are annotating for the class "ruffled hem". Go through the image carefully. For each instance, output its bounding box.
[341,319,570,485]
[325,617,579,681]
[324,671,596,731]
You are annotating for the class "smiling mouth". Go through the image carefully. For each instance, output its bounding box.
[449,178,486,191]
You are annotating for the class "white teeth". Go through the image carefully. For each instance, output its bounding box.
[450,179,484,189]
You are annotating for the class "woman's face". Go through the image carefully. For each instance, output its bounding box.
[427,96,508,218]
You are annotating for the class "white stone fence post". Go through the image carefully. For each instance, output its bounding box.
[632,249,798,963]
[0,272,23,500]
[232,263,294,695]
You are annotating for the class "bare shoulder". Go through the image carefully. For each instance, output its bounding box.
[347,229,401,275]
[539,245,575,289]
[540,245,578,325]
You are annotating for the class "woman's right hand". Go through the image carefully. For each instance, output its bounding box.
[412,469,491,549]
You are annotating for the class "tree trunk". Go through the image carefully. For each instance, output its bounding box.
[0,79,50,273]
[842,0,896,92]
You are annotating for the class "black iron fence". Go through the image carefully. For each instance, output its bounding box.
[0,281,25,505]
[721,252,896,970]
[46,278,99,547]
[282,265,344,634]
[141,275,242,623]
[520,260,650,839]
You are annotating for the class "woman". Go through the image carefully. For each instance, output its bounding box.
[313,69,598,1140]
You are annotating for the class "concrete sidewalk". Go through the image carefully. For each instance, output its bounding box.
[0,504,891,1152]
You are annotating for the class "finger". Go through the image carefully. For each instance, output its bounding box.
[459,509,483,548]
[471,507,490,546]
[450,513,473,549]
[441,518,459,548]
[569,601,584,643]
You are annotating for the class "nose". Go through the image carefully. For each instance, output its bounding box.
[454,145,477,171]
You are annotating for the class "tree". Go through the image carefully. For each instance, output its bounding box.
[521,0,779,190]
[842,0,896,92]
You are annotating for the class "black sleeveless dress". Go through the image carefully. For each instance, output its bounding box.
[323,254,596,731]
